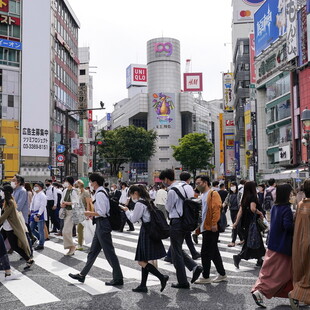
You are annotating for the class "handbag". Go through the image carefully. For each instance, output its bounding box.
[72,200,86,225]
[59,207,66,219]
[247,214,261,249]
[257,217,268,232]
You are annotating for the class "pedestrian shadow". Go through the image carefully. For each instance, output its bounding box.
[134,290,171,309]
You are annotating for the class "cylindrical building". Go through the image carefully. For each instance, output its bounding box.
[147,37,182,177]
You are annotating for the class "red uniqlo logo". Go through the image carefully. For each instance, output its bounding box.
[133,67,147,82]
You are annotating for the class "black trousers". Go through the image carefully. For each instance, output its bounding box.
[201,230,225,279]
[170,219,197,285]
[119,211,134,231]
[46,200,60,232]
[81,218,123,281]
[5,230,30,262]
[230,210,244,243]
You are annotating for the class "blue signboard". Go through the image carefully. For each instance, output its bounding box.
[234,141,240,175]
[307,0,310,13]
[56,144,65,153]
[254,0,286,56]
[0,39,22,51]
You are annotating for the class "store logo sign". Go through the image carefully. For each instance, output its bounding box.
[243,0,265,5]
[154,42,173,56]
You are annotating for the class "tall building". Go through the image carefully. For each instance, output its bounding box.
[110,37,223,184]
[21,0,80,180]
[0,0,22,181]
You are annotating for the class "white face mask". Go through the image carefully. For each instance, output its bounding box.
[111,187,115,191]
[33,186,39,192]
[63,182,69,188]
[10,181,16,189]
[231,186,236,192]
[89,182,94,191]
[0,191,4,199]
[132,198,138,203]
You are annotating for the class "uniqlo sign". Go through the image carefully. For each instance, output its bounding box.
[126,64,147,88]
[133,67,147,82]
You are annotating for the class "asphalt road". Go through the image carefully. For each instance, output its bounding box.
[0,224,303,310]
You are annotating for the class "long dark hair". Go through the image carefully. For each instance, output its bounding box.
[229,181,238,194]
[275,183,292,205]
[128,184,153,212]
[241,181,258,208]
[4,191,14,208]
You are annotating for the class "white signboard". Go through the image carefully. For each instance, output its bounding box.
[223,73,234,111]
[286,0,298,61]
[21,0,51,157]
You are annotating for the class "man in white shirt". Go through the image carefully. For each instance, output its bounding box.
[119,182,134,232]
[69,173,123,286]
[45,179,59,233]
[160,169,203,289]
[29,181,47,250]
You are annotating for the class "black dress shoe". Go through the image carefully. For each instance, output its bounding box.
[34,245,44,251]
[191,266,203,283]
[233,255,241,269]
[105,279,124,286]
[163,256,172,263]
[160,275,169,292]
[171,282,190,289]
[192,253,201,260]
[132,285,148,293]
[69,273,85,283]
[256,258,263,267]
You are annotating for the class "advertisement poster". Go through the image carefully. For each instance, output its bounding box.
[223,73,234,111]
[254,0,286,56]
[151,92,176,129]
[224,134,235,176]
[183,73,203,92]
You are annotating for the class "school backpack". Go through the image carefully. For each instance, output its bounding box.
[263,188,275,211]
[97,190,122,230]
[171,185,201,232]
[139,200,170,241]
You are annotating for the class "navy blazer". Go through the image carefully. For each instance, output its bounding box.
[268,204,294,256]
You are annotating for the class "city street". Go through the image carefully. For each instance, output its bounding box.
[0,225,294,310]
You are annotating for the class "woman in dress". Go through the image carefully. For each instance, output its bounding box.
[121,184,169,293]
[289,179,310,309]
[0,185,34,270]
[61,176,79,256]
[223,181,244,247]
[251,183,294,308]
[232,181,265,269]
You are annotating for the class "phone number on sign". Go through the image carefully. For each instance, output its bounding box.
[23,144,48,150]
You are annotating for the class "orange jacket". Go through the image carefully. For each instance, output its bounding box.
[202,190,222,231]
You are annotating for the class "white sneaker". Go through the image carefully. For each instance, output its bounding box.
[252,290,266,308]
[194,277,213,284]
[5,273,21,281]
[212,274,228,283]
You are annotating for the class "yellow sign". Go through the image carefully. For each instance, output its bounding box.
[0,1,7,9]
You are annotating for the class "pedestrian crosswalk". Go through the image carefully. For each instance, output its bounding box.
[0,225,264,308]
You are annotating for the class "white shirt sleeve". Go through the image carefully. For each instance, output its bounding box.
[125,202,145,223]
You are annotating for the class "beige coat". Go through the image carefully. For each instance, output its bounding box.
[0,199,31,257]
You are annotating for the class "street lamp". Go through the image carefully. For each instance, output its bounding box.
[301,108,310,176]
[0,137,7,184]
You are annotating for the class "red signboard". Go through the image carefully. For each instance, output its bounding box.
[88,110,92,122]
[78,138,84,156]
[183,73,203,92]
[0,0,8,12]
[133,67,147,82]
[225,120,235,126]
[56,154,65,162]
[249,33,256,84]
[0,14,20,25]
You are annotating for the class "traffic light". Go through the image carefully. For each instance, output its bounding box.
[90,140,104,146]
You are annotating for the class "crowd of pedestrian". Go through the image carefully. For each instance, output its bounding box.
[0,171,309,309]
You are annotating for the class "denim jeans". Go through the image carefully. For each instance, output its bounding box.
[30,220,45,246]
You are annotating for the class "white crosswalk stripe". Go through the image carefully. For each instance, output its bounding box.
[0,224,264,307]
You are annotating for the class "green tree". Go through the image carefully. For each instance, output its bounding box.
[171,133,214,180]
[97,126,157,176]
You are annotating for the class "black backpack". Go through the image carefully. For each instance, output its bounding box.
[263,188,275,211]
[97,190,122,230]
[139,200,170,241]
[171,185,201,232]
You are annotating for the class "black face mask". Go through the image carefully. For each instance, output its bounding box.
[45,184,50,187]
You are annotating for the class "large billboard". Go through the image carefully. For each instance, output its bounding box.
[223,73,234,111]
[233,0,265,23]
[21,0,50,157]
[183,73,203,92]
[254,0,287,56]
[126,64,147,88]
[151,92,175,129]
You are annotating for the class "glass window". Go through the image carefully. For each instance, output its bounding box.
[8,95,14,107]
[244,45,249,54]
[80,69,86,75]
[266,74,290,102]
[9,0,20,15]
[0,24,7,36]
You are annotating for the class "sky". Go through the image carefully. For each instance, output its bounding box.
[69,0,233,120]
